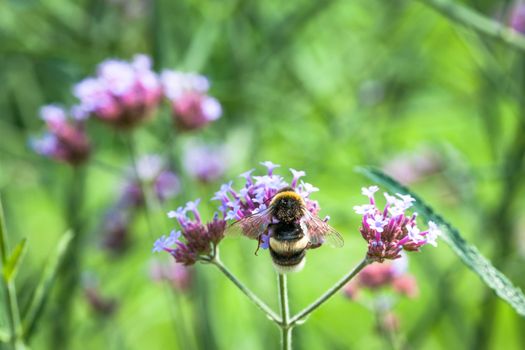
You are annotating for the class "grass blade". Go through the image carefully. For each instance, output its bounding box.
[356,167,525,317]
[22,230,73,339]
[0,194,9,265]
[3,238,28,282]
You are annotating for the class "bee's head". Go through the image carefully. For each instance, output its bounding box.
[271,188,304,223]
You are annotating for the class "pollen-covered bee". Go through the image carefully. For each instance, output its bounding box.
[230,186,344,273]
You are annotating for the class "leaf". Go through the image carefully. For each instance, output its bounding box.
[0,195,9,265]
[356,167,525,318]
[22,230,73,339]
[2,238,28,282]
[0,328,9,343]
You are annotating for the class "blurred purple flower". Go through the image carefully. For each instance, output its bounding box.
[121,155,180,207]
[355,186,441,262]
[161,70,222,131]
[73,54,162,129]
[343,254,419,300]
[101,210,130,254]
[183,141,229,182]
[510,3,525,33]
[31,105,91,166]
[150,259,192,292]
[382,148,443,185]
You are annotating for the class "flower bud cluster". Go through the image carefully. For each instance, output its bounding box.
[343,255,419,300]
[354,186,441,262]
[31,105,91,166]
[73,54,162,128]
[153,200,226,265]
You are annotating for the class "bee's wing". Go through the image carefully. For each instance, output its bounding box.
[226,207,273,240]
[303,210,344,248]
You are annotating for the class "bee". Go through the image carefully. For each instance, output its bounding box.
[230,186,344,273]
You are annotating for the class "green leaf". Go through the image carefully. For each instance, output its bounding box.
[356,167,525,318]
[0,328,9,343]
[22,230,73,339]
[0,194,9,265]
[2,238,27,282]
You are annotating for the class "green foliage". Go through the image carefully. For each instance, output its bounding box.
[2,238,27,282]
[357,167,525,317]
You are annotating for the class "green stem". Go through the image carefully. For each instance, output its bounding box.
[289,257,370,326]
[417,0,525,52]
[278,274,292,350]
[209,255,281,324]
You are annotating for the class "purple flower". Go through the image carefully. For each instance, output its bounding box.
[161,70,222,131]
[183,141,229,182]
[510,3,525,34]
[73,54,162,129]
[152,230,181,253]
[156,200,227,265]
[356,185,441,262]
[121,155,180,207]
[150,259,192,292]
[212,163,322,250]
[31,105,91,165]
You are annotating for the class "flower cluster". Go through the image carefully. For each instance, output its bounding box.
[213,161,320,221]
[343,255,418,300]
[354,186,441,262]
[183,141,229,183]
[153,200,226,265]
[161,71,222,130]
[120,154,180,207]
[31,105,91,166]
[73,54,162,128]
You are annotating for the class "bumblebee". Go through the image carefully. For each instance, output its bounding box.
[230,187,344,273]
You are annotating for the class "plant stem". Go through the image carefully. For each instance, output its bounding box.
[289,257,370,326]
[209,255,281,324]
[278,273,292,350]
[417,0,525,52]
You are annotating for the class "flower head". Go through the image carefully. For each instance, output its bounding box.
[73,54,162,129]
[510,3,525,34]
[154,200,226,265]
[183,141,229,182]
[161,70,222,131]
[343,254,419,300]
[356,185,441,262]
[31,105,91,165]
[121,155,180,207]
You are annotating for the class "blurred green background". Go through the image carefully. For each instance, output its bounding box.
[1,0,525,349]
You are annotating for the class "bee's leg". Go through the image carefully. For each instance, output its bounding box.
[254,235,262,256]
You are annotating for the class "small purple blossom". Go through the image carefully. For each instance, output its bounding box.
[161,70,222,131]
[152,230,181,253]
[31,105,91,165]
[356,185,441,262]
[121,155,180,207]
[510,3,525,34]
[73,54,162,129]
[183,141,229,182]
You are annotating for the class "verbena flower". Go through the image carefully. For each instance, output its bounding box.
[343,254,419,300]
[211,162,321,249]
[150,259,192,292]
[183,141,229,182]
[73,54,162,128]
[121,155,180,207]
[161,70,222,130]
[382,148,443,185]
[153,200,226,265]
[355,186,442,262]
[100,210,130,254]
[31,105,91,165]
[510,3,525,34]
